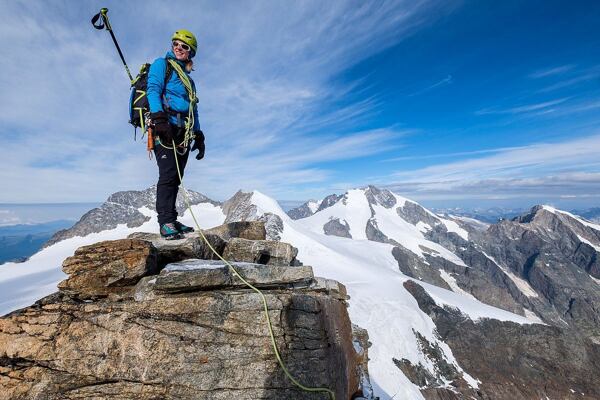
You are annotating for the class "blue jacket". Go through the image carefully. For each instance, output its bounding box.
[147,51,200,131]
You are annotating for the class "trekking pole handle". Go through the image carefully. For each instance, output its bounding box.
[100,8,111,30]
[91,7,133,82]
[91,8,109,30]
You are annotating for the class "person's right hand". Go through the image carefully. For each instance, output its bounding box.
[150,111,172,144]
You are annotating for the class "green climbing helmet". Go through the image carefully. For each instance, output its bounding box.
[172,29,197,54]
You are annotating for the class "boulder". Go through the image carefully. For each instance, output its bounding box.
[204,221,267,241]
[223,238,298,266]
[58,239,157,299]
[134,260,314,297]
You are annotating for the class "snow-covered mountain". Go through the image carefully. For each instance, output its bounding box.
[2,185,600,399]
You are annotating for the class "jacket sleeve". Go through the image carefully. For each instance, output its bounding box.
[147,58,166,113]
[192,80,201,131]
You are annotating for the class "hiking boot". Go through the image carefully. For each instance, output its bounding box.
[174,221,195,234]
[160,223,184,240]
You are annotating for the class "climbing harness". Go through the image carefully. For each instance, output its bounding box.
[92,8,335,399]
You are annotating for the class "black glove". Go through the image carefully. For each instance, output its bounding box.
[191,130,205,160]
[150,111,172,144]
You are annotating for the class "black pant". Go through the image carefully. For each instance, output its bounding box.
[154,132,190,226]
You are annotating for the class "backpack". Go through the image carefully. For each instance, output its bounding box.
[128,60,173,135]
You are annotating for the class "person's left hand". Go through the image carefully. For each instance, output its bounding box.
[191,130,205,160]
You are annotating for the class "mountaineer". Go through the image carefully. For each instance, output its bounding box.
[147,30,205,240]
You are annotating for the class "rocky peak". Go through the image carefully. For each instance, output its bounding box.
[396,200,441,229]
[222,190,284,241]
[513,204,545,224]
[287,199,320,220]
[222,190,256,223]
[317,193,344,212]
[45,186,218,247]
[513,205,600,245]
[0,220,372,400]
[364,185,397,209]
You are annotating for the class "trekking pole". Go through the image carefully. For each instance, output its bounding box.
[91,8,134,83]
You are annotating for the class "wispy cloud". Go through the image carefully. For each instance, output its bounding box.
[381,145,527,162]
[537,69,600,93]
[529,64,575,79]
[475,98,569,115]
[408,74,453,96]
[384,134,600,200]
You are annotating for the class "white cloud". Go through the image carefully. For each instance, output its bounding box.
[0,1,448,202]
[384,134,600,200]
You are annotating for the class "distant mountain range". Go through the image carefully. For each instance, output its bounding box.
[1,186,600,399]
[0,220,73,264]
[428,205,600,224]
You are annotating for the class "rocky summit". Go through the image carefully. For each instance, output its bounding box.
[0,221,371,400]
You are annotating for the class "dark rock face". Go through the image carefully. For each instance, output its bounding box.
[472,207,600,341]
[0,222,371,400]
[45,186,218,247]
[317,194,343,212]
[323,218,352,238]
[287,200,319,220]
[394,331,462,389]
[396,201,440,227]
[401,204,600,344]
[391,246,450,290]
[403,280,600,400]
[365,218,398,246]
[364,185,396,209]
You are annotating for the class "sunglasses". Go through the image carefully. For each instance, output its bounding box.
[172,41,191,52]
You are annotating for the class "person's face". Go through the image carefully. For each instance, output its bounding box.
[172,40,191,61]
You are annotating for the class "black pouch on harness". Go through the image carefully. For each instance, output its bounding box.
[128,61,173,132]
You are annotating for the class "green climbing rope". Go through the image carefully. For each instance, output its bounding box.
[170,142,336,400]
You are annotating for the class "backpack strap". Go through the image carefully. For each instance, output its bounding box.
[161,59,174,112]
[164,59,173,89]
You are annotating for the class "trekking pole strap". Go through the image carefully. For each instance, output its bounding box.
[91,8,134,83]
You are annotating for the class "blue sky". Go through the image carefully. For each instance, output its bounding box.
[1,0,599,208]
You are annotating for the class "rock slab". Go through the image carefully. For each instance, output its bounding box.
[58,239,158,298]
